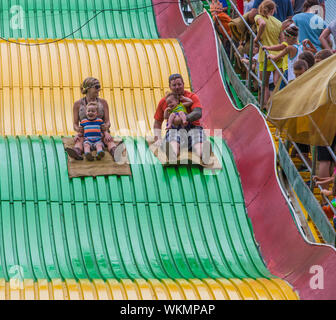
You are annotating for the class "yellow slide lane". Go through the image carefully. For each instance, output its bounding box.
[0,278,298,300]
[0,39,190,136]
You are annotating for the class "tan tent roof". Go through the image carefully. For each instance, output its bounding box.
[267,54,336,146]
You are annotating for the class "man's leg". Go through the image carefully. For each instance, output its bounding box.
[163,128,180,163]
[189,126,213,165]
[169,140,180,158]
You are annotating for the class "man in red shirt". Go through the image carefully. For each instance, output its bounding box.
[153,74,211,164]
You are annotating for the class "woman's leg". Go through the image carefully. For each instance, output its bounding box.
[74,135,84,153]
[103,132,125,162]
[65,135,84,160]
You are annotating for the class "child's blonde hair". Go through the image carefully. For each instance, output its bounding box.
[86,101,98,110]
[258,0,276,17]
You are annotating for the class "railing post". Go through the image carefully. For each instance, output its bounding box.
[247,36,254,90]
[230,41,234,64]
[260,52,268,110]
[310,146,317,193]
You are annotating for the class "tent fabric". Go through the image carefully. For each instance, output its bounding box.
[267,54,336,146]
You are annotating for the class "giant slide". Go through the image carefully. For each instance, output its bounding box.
[0,0,333,299]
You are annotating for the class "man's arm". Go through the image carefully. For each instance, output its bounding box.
[180,95,193,108]
[186,107,202,123]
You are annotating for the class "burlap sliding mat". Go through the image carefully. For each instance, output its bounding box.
[62,137,131,178]
[146,137,222,170]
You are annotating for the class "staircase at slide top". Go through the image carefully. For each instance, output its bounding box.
[0,0,334,300]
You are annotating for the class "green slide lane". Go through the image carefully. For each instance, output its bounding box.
[0,0,158,39]
[0,135,271,282]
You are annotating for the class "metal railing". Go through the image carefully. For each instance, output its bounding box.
[183,0,336,242]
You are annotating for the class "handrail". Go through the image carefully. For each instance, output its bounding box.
[213,0,288,84]
[213,11,262,85]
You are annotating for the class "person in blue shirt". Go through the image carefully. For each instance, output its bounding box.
[218,0,228,9]
[248,0,294,24]
[293,0,327,51]
[217,0,228,12]
[253,0,294,21]
[293,0,325,16]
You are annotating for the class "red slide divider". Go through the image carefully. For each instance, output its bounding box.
[152,0,336,299]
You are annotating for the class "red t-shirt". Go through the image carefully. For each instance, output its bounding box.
[154,90,202,126]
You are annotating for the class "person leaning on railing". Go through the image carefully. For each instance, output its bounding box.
[253,0,283,106]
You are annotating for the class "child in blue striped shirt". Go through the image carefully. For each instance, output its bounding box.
[80,102,105,161]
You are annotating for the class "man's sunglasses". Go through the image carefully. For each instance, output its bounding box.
[92,85,101,90]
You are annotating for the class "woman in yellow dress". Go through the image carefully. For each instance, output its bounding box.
[254,0,283,105]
